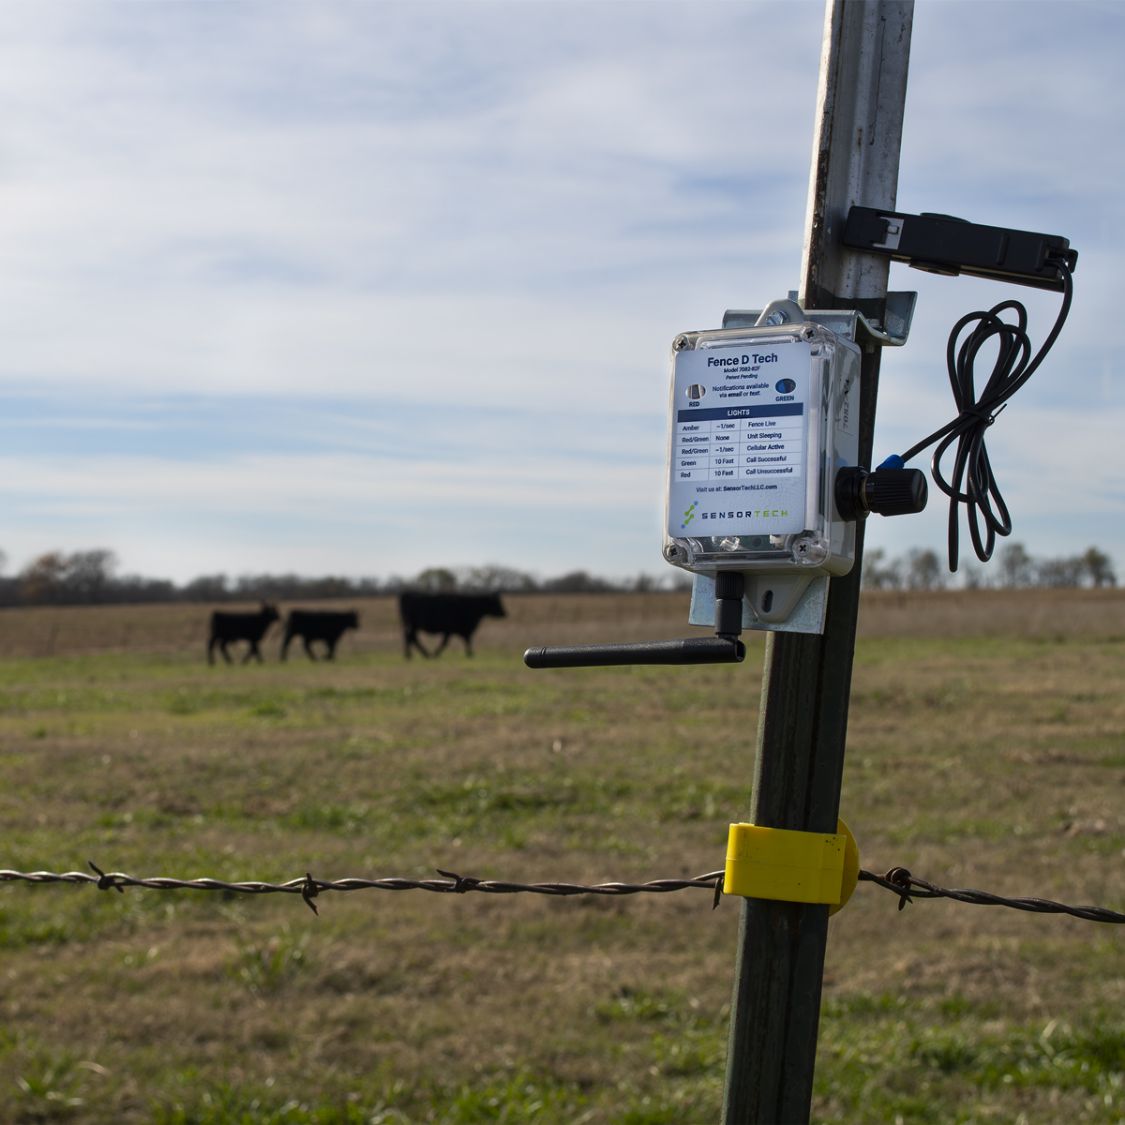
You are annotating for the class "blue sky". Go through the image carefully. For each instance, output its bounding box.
[2,0,1122,586]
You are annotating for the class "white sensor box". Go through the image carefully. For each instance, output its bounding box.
[663,322,861,625]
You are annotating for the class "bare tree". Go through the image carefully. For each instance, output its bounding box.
[1081,546,1116,588]
[20,550,119,604]
[183,574,230,602]
[960,563,988,589]
[541,570,616,593]
[905,548,944,591]
[1036,556,1086,588]
[459,565,538,592]
[20,552,68,604]
[862,548,904,590]
[997,542,1035,588]
[64,549,118,603]
[413,567,458,592]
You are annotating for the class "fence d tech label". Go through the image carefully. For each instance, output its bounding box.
[668,340,809,540]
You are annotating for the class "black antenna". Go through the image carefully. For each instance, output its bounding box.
[523,572,746,668]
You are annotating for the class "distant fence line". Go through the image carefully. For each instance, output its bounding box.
[2,862,1122,924]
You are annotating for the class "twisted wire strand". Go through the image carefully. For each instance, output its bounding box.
[0,864,728,915]
[859,868,1125,925]
[1,862,1121,923]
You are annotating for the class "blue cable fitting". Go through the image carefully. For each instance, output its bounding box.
[877,454,905,470]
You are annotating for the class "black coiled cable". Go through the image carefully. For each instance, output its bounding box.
[894,261,1073,570]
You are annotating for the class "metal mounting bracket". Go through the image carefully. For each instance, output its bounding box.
[689,573,831,635]
[722,290,916,347]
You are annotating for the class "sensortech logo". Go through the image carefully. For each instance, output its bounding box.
[681,501,698,528]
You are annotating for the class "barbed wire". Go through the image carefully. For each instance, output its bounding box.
[1,863,728,915]
[1,861,1122,923]
[859,867,1125,924]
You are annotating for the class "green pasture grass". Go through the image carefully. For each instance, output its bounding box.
[0,592,1122,1123]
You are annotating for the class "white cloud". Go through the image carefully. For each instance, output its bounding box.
[0,2,819,420]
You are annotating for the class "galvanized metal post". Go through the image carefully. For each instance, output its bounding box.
[721,3,914,1123]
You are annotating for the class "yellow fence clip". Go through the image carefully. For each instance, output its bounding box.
[723,818,859,914]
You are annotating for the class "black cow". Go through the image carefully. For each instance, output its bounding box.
[207,603,280,665]
[399,591,506,658]
[281,609,359,661]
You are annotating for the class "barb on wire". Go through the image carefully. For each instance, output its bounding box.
[301,872,319,916]
[859,867,1125,925]
[88,860,124,894]
[0,863,727,917]
[0,863,1121,924]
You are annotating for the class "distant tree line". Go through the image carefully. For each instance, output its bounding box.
[0,543,1115,608]
[863,543,1117,591]
[0,550,689,608]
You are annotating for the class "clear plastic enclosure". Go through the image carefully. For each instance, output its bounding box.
[663,323,860,578]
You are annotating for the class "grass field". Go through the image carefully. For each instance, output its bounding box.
[0,590,1122,1123]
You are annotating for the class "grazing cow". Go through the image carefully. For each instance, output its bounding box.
[207,603,280,665]
[399,591,506,658]
[281,609,359,661]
